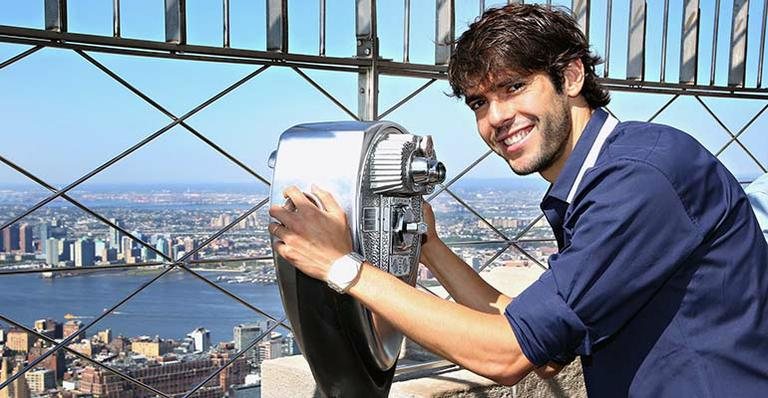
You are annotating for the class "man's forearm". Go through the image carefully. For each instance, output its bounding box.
[348,262,533,385]
[422,240,512,314]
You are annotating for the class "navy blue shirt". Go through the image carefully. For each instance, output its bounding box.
[505,109,768,397]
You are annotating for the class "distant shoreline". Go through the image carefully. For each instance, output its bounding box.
[0,174,759,192]
[0,178,549,192]
[32,265,254,279]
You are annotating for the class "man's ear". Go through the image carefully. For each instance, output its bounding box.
[562,59,585,98]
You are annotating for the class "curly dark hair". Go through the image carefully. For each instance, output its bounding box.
[448,4,610,108]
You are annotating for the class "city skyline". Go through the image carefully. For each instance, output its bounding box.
[0,181,556,398]
[0,181,552,263]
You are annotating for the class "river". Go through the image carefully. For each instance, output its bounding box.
[0,269,287,345]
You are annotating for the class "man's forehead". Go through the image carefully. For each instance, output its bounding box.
[463,69,528,97]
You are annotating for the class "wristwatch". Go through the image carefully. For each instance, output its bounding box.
[326,252,365,294]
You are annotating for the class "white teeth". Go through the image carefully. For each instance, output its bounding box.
[503,128,530,146]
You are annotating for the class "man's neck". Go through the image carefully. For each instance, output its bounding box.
[540,103,595,183]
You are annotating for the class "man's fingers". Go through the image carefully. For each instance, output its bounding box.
[269,204,295,226]
[283,186,312,209]
[274,240,298,262]
[283,198,297,212]
[270,222,304,247]
[268,222,287,240]
[311,185,344,215]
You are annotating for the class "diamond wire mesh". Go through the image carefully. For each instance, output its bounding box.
[0,41,444,395]
[0,47,288,396]
[2,24,768,392]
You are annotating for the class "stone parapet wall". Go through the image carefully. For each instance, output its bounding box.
[262,355,586,398]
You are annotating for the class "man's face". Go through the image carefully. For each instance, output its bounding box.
[465,71,571,176]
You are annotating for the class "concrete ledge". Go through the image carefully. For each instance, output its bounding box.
[261,354,321,398]
[390,367,506,398]
[262,355,585,398]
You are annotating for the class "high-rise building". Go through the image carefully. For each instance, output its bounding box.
[69,340,97,357]
[174,244,185,261]
[6,327,34,352]
[11,363,31,398]
[24,369,55,393]
[211,213,234,228]
[58,239,73,262]
[121,236,134,256]
[140,246,156,261]
[63,320,85,341]
[19,223,33,253]
[2,224,20,252]
[109,218,123,252]
[94,239,107,262]
[74,238,96,267]
[105,247,118,262]
[283,332,299,356]
[44,238,59,266]
[78,366,134,398]
[131,337,172,358]
[97,329,112,344]
[27,340,66,380]
[107,335,130,354]
[188,328,211,353]
[183,237,199,260]
[38,222,50,254]
[33,319,58,340]
[34,319,46,332]
[0,358,10,398]
[211,351,249,394]
[155,237,170,258]
[257,332,284,362]
[233,323,262,363]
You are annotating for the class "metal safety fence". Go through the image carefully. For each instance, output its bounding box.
[0,0,766,396]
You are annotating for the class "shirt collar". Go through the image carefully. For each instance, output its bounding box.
[544,108,610,203]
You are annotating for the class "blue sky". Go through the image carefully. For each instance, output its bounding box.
[0,0,766,188]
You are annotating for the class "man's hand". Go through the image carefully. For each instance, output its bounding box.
[268,185,353,282]
[419,201,442,267]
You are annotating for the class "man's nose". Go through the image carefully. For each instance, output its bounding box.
[487,99,513,130]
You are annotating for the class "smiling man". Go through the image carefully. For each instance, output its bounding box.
[268,4,768,397]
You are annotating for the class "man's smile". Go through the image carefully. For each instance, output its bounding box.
[496,124,535,154]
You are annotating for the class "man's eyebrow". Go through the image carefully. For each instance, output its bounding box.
[491,76,524,90]
[464,94,483,104]
[463,75,526,104]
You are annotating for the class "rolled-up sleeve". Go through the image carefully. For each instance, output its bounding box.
[745,176,768,242]
[505,160,704,366]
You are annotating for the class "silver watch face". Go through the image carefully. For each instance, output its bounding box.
[328,253,363,293]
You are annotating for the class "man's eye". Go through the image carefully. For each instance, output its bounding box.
[468,99,485,111]
[507,82,525,93]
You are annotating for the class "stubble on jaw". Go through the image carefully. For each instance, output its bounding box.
[507,94,572,176]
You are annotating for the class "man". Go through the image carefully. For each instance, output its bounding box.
[268,4,768,396]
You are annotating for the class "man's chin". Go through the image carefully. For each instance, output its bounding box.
[508,162,538,176]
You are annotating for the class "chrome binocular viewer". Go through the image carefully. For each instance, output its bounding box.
[269,121,446,397]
